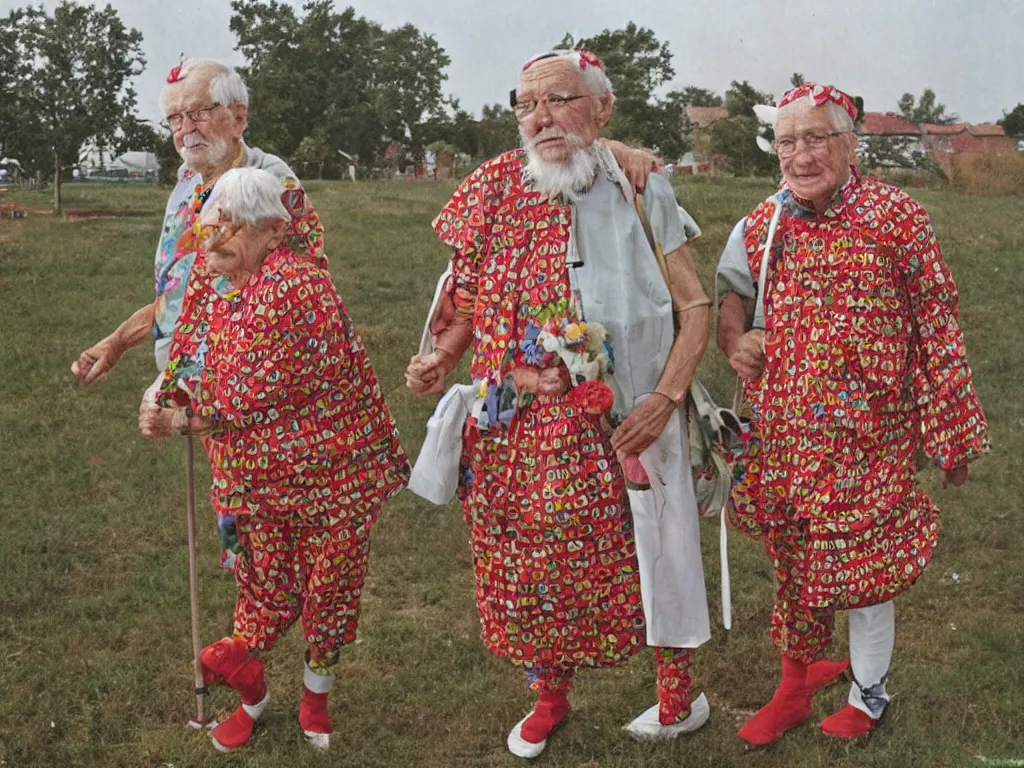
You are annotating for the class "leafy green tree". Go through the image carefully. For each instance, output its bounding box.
[898,88,958,125]
[999,104,1024,137]
[230,1,450,171]
[790,72,805,87]
[674,87,722,108]
[706,81,776,176]
[555,24,690,158]
[3,2,144,209]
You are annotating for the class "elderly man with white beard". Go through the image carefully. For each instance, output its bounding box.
[405,50,713,758]
[71,58,324,570]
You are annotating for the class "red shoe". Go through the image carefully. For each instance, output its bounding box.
[210,692,270,753]
[821,704,880,739]
[507,689,570,758]
[299,689,333,750]
[737,656,813,746]
[807,657,850,692]
[199,637,265,704]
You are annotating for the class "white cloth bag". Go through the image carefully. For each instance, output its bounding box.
[407,265,478,505]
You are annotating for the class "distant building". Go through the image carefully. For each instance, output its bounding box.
[858,112,1016,173]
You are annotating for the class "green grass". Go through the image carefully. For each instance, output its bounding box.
[0,178,1021,768]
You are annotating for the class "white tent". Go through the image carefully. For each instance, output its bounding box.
[116,151,159,174]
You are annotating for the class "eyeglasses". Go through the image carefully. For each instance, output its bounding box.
[166,103,223,130]
[511,93,592,120]
[772,131,851,158]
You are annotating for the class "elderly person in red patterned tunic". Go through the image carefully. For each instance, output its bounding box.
[406,50,713,759]
[716,83,989,744]
[148,167,409,753]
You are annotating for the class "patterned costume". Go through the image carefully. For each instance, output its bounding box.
[720,170,988,660]
[160,246,409,670]
[435,149,701,725]
[152,145,324,568]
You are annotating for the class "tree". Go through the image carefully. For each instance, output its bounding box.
[0,9,36,163]
[707,81,776,176]
[999,104,1024,137]
[555,24,690,159]
[10,2,144,210]
[230,1,450,171]
[898,88,958,125]
[790,72,805,88]
[724,80,774,118]
[674,86,722,108]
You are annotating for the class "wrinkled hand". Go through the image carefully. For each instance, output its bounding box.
[510,366,570,396]
[727,329,766,380]
[405,351,449,396]
[605,139,663,193]
[71,335,124,386]
[942,464,969,488]
[611,393,676,456]
[138,402,174,439]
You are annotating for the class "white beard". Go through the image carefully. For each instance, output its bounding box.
[520,127,600,203]
[178,132,233,173]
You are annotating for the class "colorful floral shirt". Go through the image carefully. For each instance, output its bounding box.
[151,145,324,368]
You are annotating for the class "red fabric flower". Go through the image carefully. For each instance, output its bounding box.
[778,83,857,122]
[167,63,184,84]
[578,51,603,71]
[572,380,614,415]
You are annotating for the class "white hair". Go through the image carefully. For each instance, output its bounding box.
[775,93,855,133]
[206,168,289,227]
[520,50,615,97]
[160,58,249,115]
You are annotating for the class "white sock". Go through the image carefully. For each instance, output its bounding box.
[304,660,335,694]
[241,690,270,720]
[847,600,895,718]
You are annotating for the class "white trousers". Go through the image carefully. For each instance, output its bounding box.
[847,600,895,719]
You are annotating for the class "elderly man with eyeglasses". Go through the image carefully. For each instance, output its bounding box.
[716,84,989,744]
[71,58,324,570]
[405,50,712,758]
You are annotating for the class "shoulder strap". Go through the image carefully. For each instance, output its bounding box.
[754,197,784,329]
[634,192,671,287]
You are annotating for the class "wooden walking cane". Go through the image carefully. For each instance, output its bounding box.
[184,435,211,729]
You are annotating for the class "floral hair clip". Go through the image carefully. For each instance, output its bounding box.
[166,53,185,84]
[578,51,603,71]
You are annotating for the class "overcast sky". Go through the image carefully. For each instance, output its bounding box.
[8,0,1022,125]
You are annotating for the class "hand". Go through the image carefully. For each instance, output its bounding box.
[71,335,124,386]
[604,139,663,193]
[138,402,174,438]
[405,351,449,396]
[727,330,766,380]
[942,464,969,488]
[611,393,676,456]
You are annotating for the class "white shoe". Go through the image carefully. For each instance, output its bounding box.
[623,692,710,740]
[507,712,547,759]
[303,730,330,750]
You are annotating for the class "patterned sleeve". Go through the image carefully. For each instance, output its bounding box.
[431,156,505,313]
[896,198,989,470]
[188,276,331,429]
[280,177,327,270]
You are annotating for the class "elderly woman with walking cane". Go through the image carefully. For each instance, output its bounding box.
[141,167,409,752]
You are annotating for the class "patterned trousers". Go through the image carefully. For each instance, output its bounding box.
[766,525,836,663]
[528,647,693,723]
[232,512,372,674]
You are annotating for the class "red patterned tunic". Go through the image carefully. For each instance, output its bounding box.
[731,171,988,610]
[434,150,646,673]
[162,246,408,522]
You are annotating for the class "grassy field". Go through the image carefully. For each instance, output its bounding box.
[0,177,1021,768]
